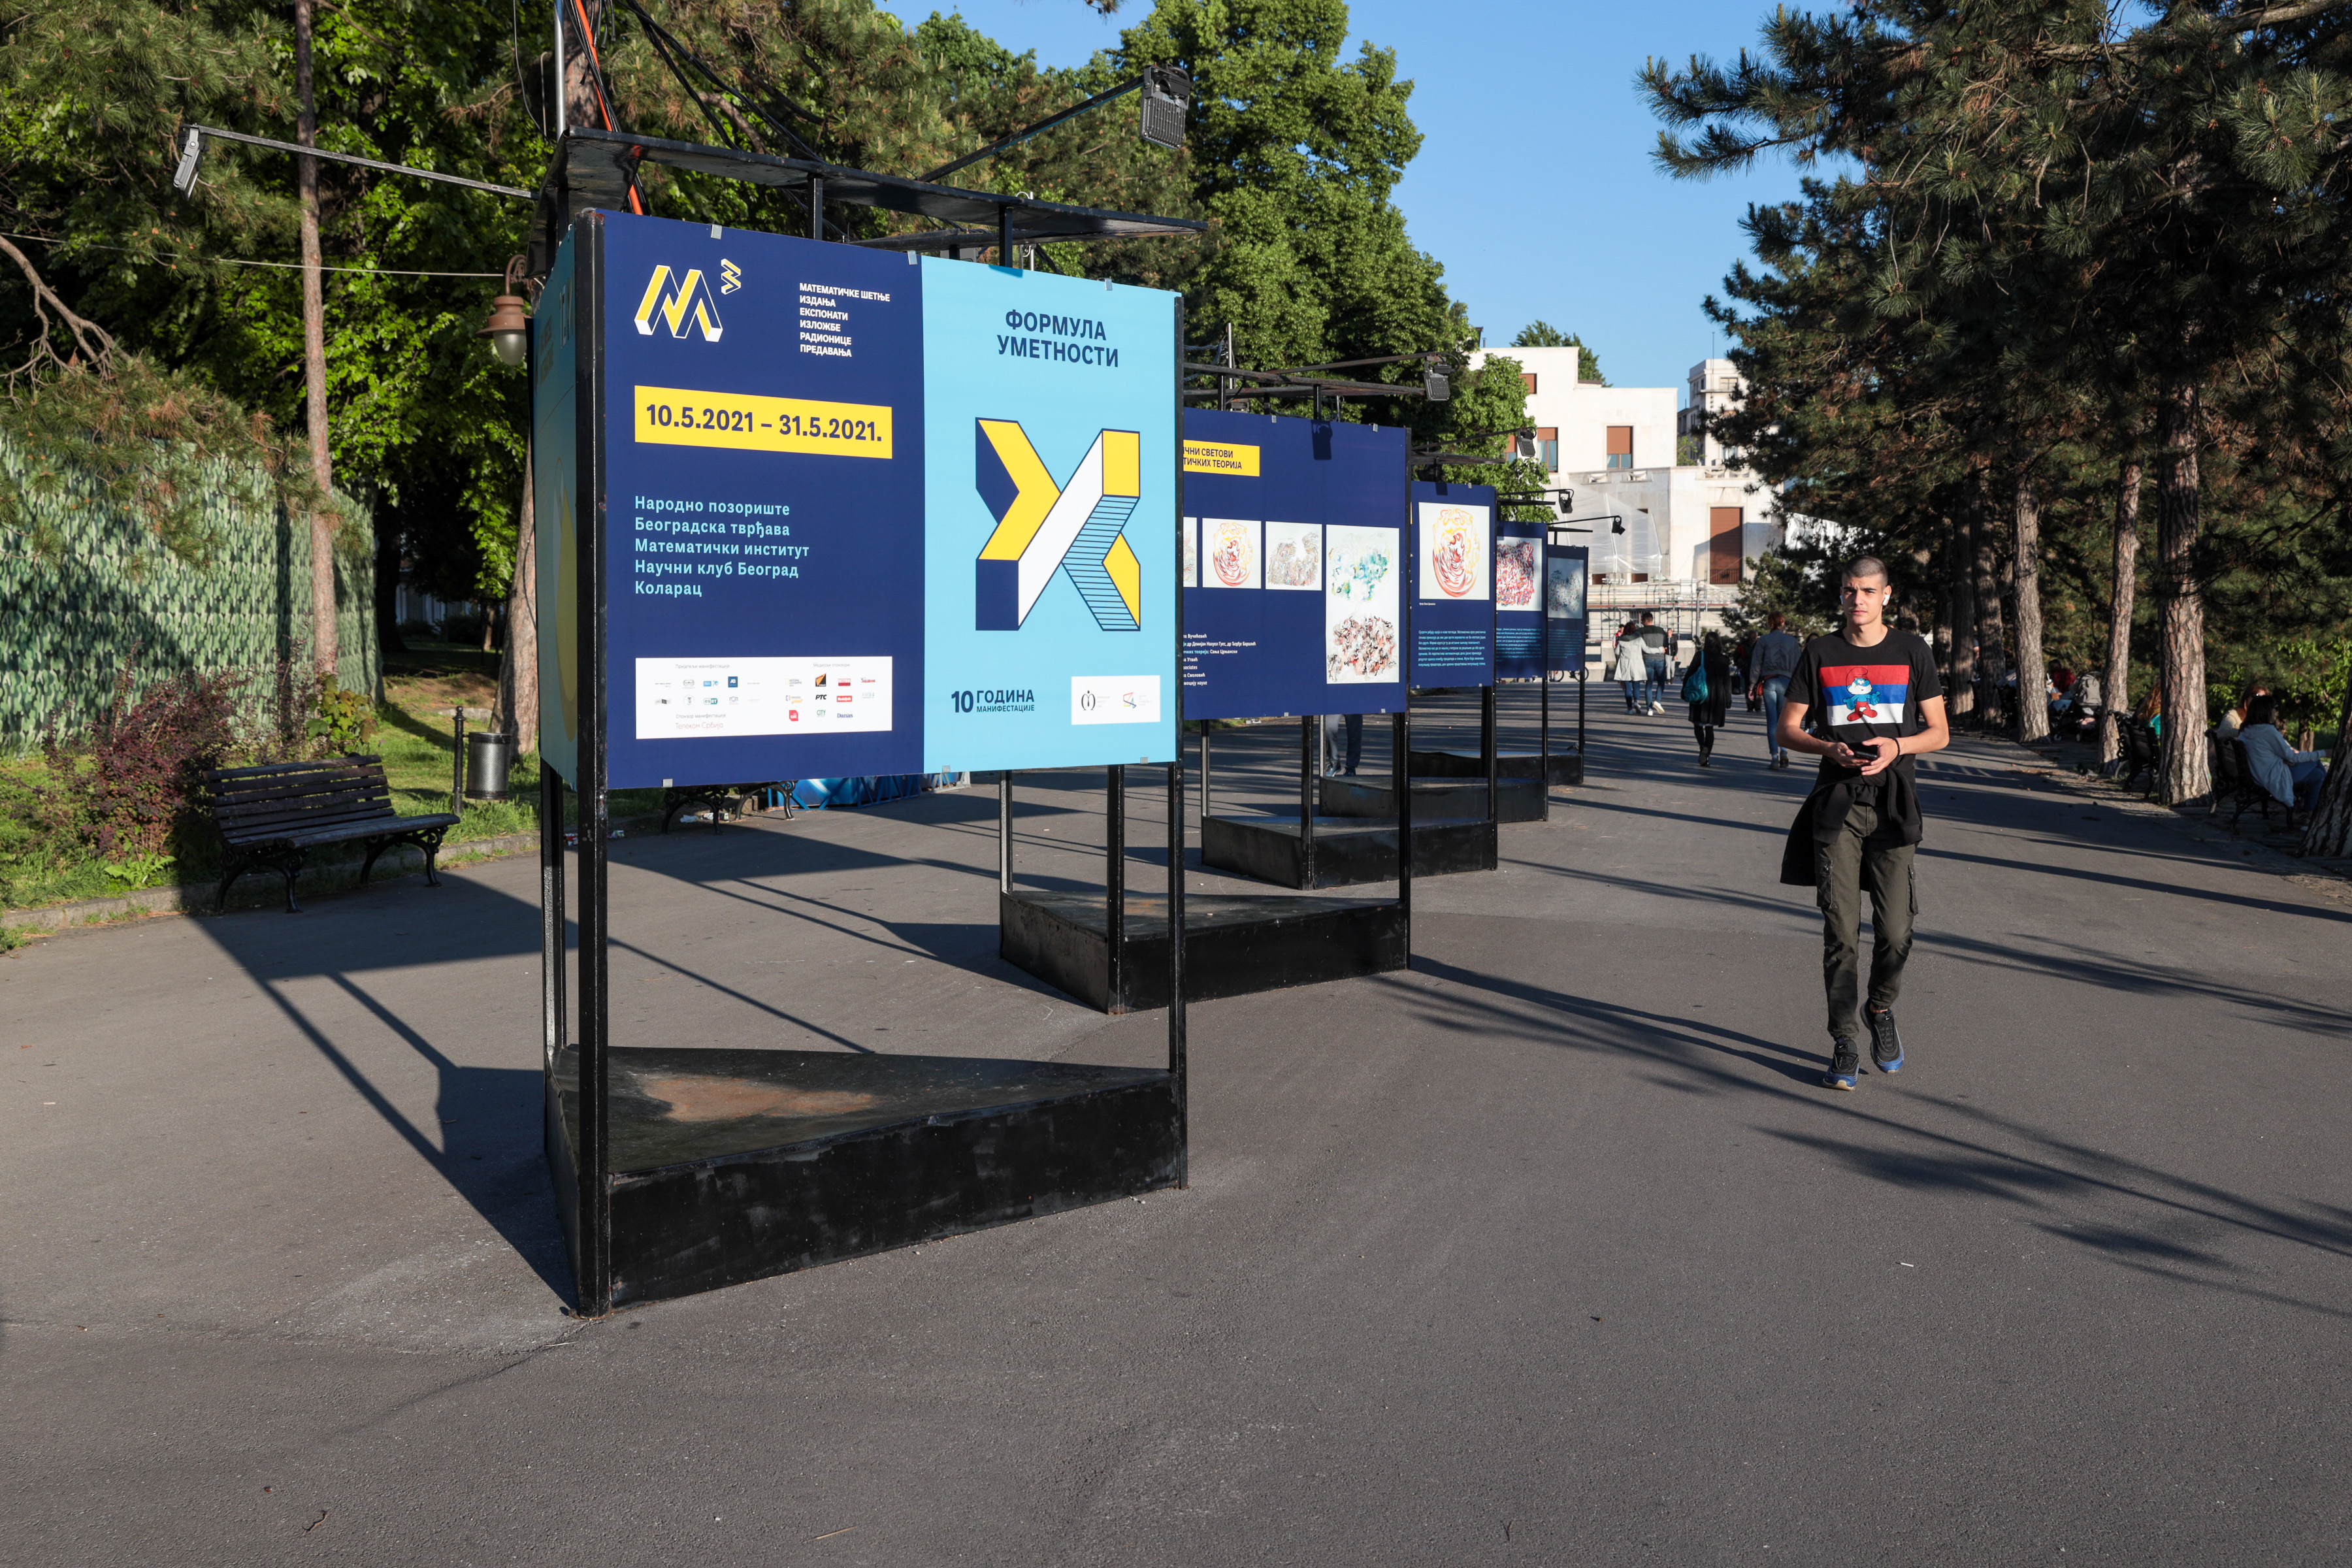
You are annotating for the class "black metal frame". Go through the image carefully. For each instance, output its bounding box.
[542,215,1192,1314]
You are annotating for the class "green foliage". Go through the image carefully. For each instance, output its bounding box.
[1511,320,1607,383]
[1722,549,1831,643]
[307,676,378,754]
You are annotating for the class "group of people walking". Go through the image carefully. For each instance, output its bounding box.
[1609,611,1805,770]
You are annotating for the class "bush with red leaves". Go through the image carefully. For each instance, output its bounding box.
[43,664,246,870]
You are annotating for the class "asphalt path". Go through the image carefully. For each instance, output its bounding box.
[4,690,2348,1565]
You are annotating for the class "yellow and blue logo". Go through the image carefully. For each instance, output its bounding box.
[974,420,1142,632]
[634,265,725,342]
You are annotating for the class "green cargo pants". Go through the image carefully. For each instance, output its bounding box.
[1815,791,1918,1041]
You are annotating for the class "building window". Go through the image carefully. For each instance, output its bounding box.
[1537,427,1558,472]
[1605,425,1633,470]
[1522,372,1537,396]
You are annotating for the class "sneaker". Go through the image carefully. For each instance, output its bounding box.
[1823,1038,1861,1090]
[1867,1005,1905,1073]
[1650,702,1665,716]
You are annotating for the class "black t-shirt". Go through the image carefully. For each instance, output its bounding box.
[1789,630,1944,753]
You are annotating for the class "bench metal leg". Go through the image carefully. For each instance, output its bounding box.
[360,826,451,890]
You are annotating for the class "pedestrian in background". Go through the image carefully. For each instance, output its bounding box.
[2238,694,2325,812]
[1749,612,1803,769]
[1613,622,1646,712]
[1322,712,1363,776]
[1686,631,1732,767]
[1638,613,1670,717]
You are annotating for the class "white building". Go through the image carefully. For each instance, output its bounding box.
[1465,348,1817,662]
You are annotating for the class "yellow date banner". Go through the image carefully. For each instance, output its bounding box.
[634,385,893,459]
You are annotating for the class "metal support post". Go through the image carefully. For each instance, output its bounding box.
[1482,685,1497,827]
[1299,715,1318,867]
[540,764,566,1075]
[997,772,1013,893]
[1166,759,1186,1186]
[1578,668,1588,763]
[1199,729,1213,826]
[449,709,467,818]
[1540,664,1552,792]
[998,203,1013,267]
[573,219,610,1318]
[1395,705,1412,946]
[1105,765,1126,1010]
[809,174,824,240]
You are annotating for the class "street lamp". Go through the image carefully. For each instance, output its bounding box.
[478,292,531,367]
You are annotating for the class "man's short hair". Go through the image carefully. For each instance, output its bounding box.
[1842,555,1889,585]
[1641,611,1656,623]
[2247,693,2279,727]
[1767,611,1786,630]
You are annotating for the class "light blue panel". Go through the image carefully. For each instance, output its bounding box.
[919,259,1179,772]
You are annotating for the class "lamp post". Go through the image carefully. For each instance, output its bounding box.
[477,261,538,759]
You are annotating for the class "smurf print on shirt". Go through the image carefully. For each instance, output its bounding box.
[1823,665,1910,729]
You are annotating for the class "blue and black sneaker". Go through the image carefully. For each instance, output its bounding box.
[1822,1037,1861,1091]
[1867,1005,1905,1074]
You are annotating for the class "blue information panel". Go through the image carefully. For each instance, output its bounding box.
[538,212,1179,788]
[1179,412,1409,721]
[1545,544,1590,674]
[1407,481,1496,687]
[1494,514,1545,681]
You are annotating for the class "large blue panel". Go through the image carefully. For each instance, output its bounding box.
[598,213,928,789]
[1408,482,1496,686]
[1179,412,1409,721]
[918,259,1177,772]
[1494,513,1545,681]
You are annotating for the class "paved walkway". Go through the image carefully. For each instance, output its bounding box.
[5,691,2349,1563]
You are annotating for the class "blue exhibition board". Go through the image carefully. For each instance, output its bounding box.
[1545,544,1590,674]
[1407,481,1496,686]
[539,210,1179,789]
[1494,514,1545,681]
[1179,411,1409,721]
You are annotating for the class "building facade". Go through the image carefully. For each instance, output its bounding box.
[1469,347,1790,661]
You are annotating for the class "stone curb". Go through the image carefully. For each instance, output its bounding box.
[1,810,687,939]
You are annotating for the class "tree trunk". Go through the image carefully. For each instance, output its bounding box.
[2300,670,2352,857]
[1948,510,1977,720]
[295,0,337,680]
[1972,466,2009,730]
[2155,382,2210,803]
[2098,459,2140,766]
[499,437,540,755]
[2013,468,2048,743]
[1933,588,1956,697]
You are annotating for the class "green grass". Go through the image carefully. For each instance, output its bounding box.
[0,642,673,911]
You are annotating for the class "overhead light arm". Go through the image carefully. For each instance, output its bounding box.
[921,65,1190,184]
[172,125,532,199]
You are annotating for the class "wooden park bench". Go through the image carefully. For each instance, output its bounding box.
[206,757,460,913]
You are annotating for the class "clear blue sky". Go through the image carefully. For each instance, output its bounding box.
[874,0,1814,402]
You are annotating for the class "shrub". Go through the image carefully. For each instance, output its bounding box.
[43,663,245,887]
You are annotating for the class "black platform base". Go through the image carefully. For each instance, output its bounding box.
[1409,747,1584,787]
[1201,811,1496,889]
[1318,772,1548,824]
[999,889,1405,1013]
[547,1045,1177,1307]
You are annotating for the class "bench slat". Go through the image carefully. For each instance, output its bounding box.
[217,791,393,823]
[212,773,392,808]
[208,756,382,781]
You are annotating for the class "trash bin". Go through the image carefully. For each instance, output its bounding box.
[465,730,515,801]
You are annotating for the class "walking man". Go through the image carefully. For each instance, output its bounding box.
[1749,612,1802,768]
[1638,612,1670,717]
[1776,558,1950,1090]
